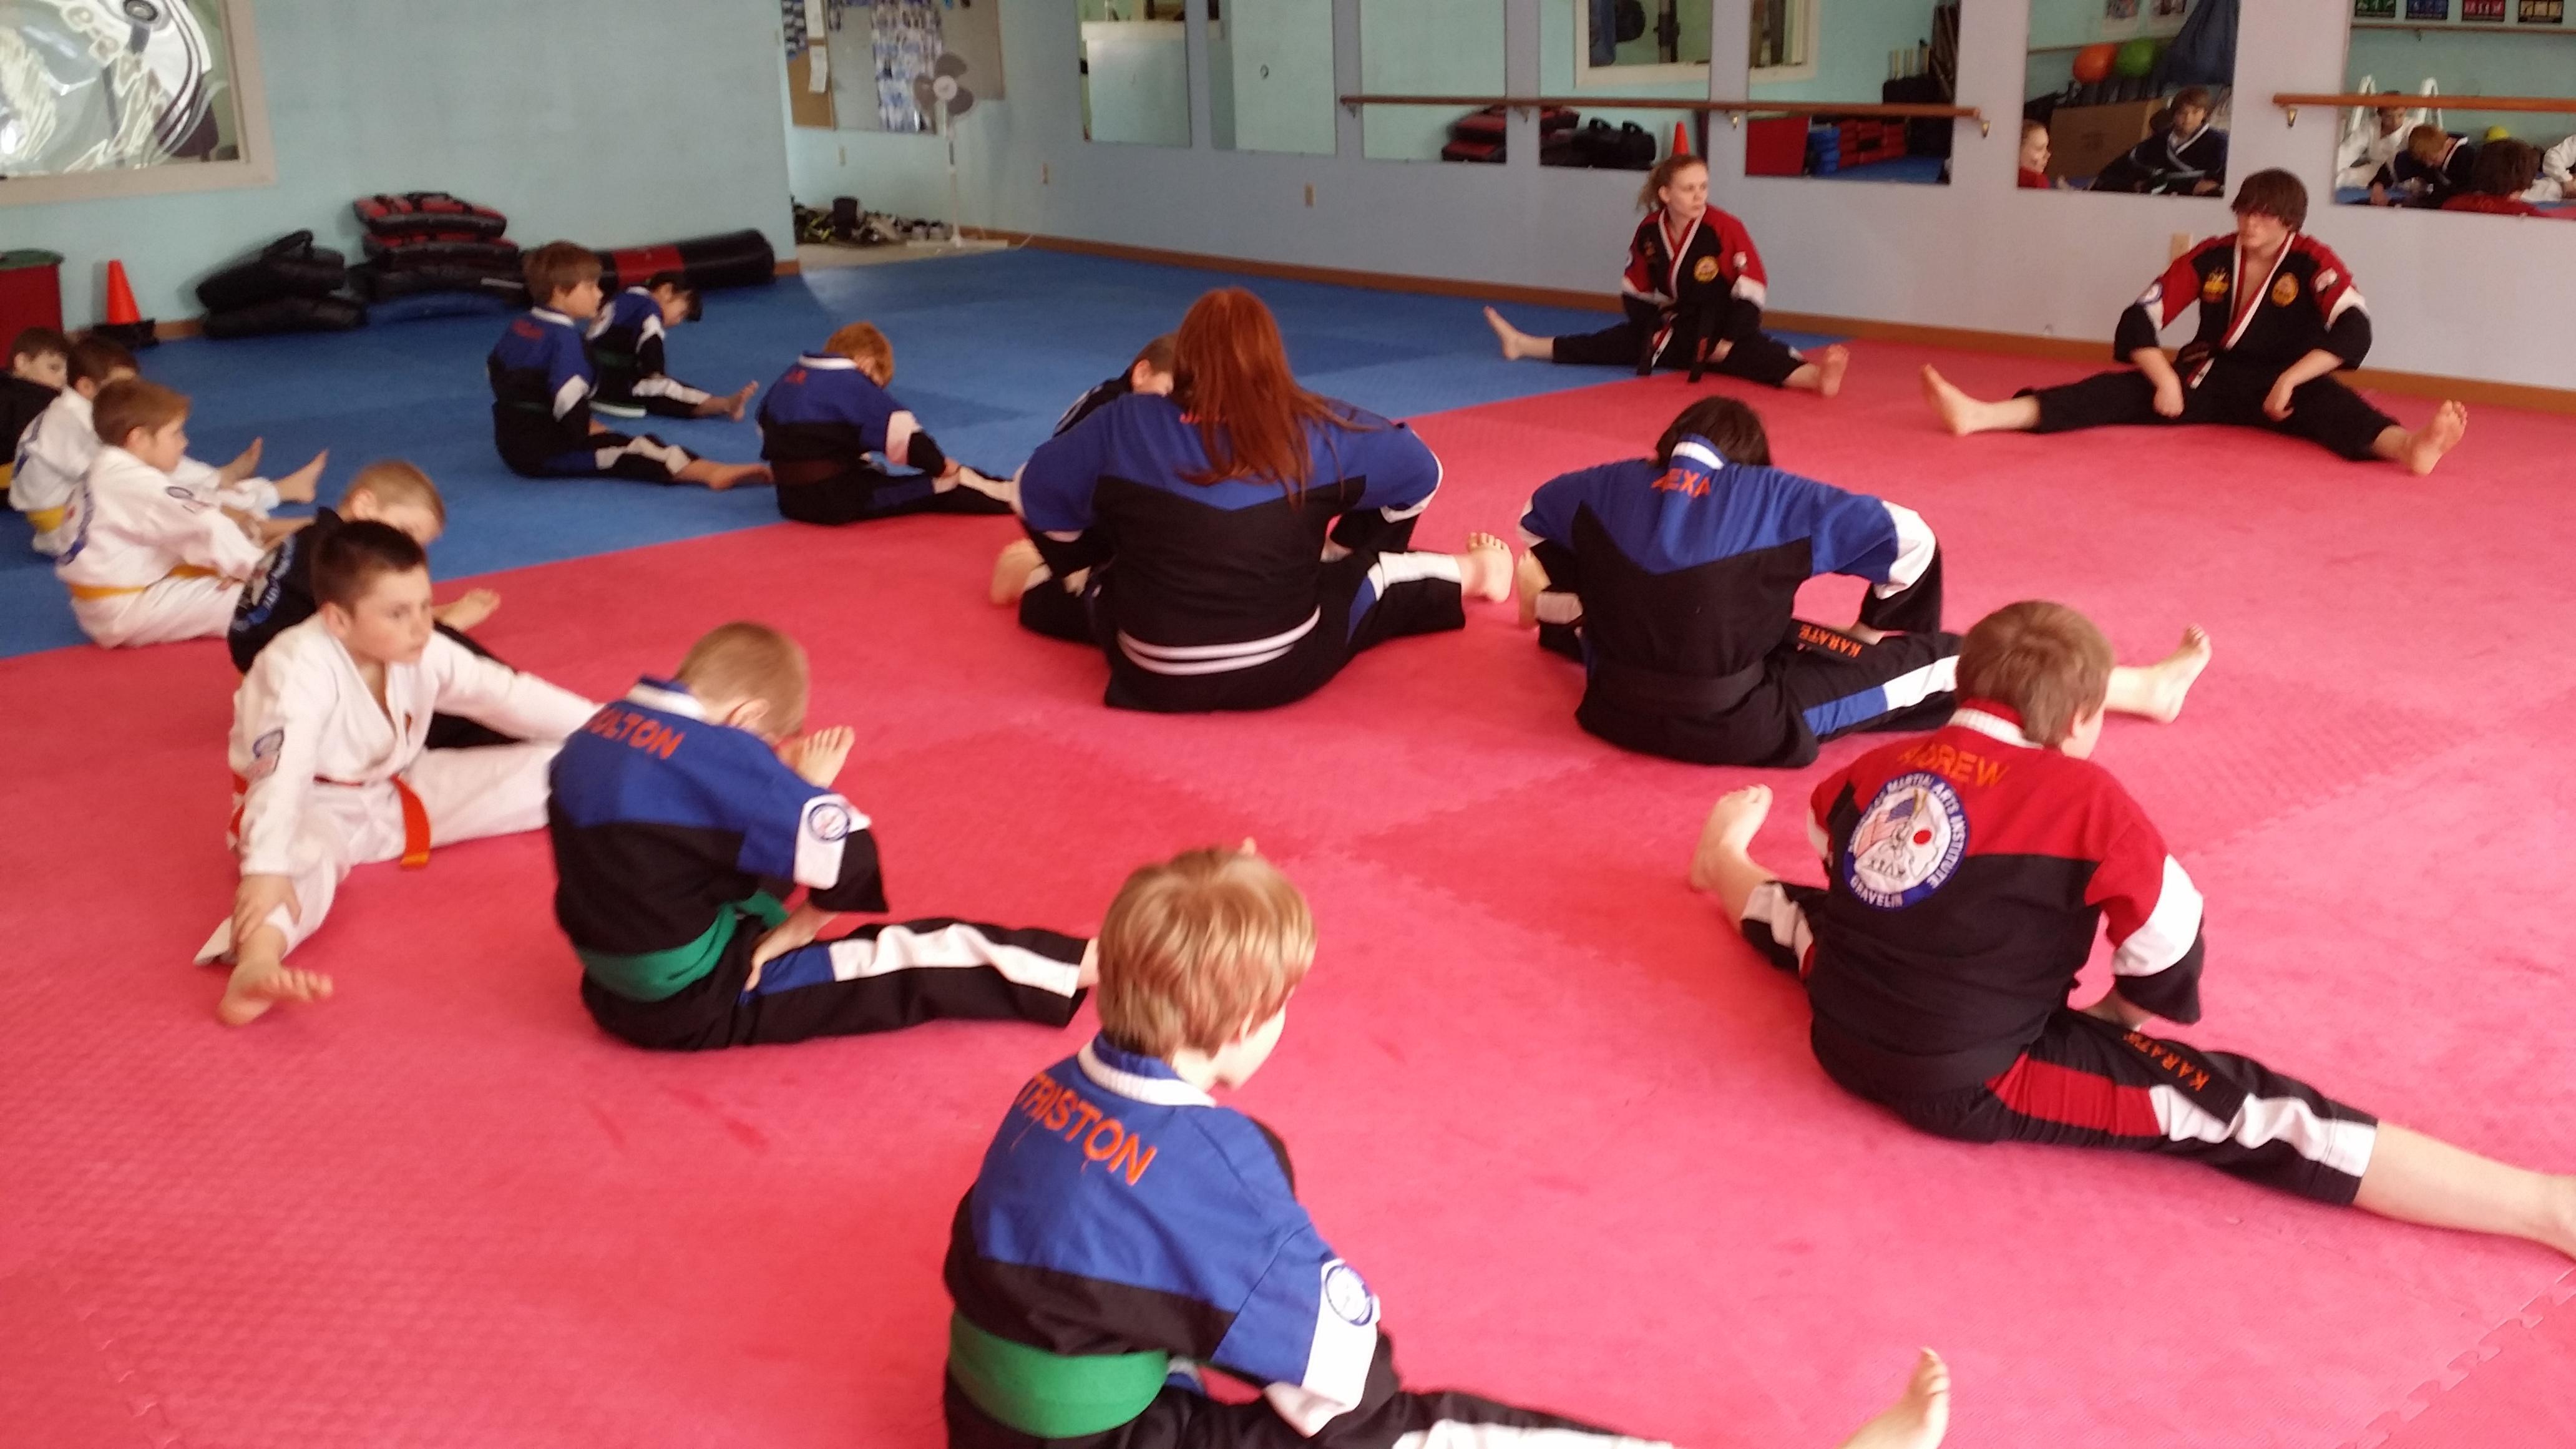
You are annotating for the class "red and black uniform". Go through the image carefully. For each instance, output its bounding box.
[1740,702,2379,1205]
[2022,233,2399,461]
[1552,207,1807,386]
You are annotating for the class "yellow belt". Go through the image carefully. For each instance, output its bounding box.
[66,563,223,600]
[24,502,62,533]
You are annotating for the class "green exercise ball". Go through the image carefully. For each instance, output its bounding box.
[2114,37,2160,79]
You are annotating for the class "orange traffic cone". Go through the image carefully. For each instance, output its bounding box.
[102,260,140,326]
[1671,119,1692,159]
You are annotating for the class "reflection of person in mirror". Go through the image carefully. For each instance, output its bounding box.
[2369,125,2477,208]
[2017,120,2070,189]
[2336,107,2411,192]
[2091,87,2226,196]
[1481,155,1852,396]
[2440,140,2562,218]
[2524,132,2575,203]
[1919,170,2469,476]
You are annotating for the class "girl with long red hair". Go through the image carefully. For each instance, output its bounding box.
[997,288,1511,712]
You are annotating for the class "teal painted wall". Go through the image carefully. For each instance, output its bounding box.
[2346,26,2576,142]
[1749,0,1946,102]
[2,0,796,327]
[1221,1,1337,155]
[1360,0,1508,159]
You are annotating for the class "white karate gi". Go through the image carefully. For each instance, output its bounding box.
[54,446,275,646]
[195,617,600,962]
[13,388,280,555]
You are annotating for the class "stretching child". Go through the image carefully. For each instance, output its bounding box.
[1687,601,2576,1259]
[1051,333,1176,438]
[487,242,768,489]
[988,336,1183,617]
[230,461,514,749]
[1516,396,2210,768]
[756,322,1013,524]
[585,271,758,421]
[200,522,598,1025]
[16,336,319,555]
[54,379,298,647]
[2,327,69,486]
[1921,170,2466,475]
[549,622,1092,1051]
[942,844,1953,1449]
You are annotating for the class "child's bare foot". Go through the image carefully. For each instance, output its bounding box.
[1689,784,1773,892]
[2136,625,2213,723]
[1483,307,1548,362]
[698,461,771,491]
[1455,532,1514,603]
[990,539,1044,605]
[1920,366,1977,436]
[708,382,758,422]
[2402,401,2467,476]
[1513,549,1549,628]
[275,451,328,504]
[1811,343,1852,398]
[220,437,264,486]
[1837,1351,1951,1449]
[217,961,334,1027]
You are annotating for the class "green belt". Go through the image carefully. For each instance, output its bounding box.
[577,894,787,1002]
[947,1314,1169,1440]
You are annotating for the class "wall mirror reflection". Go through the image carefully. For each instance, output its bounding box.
[1212,0,1337,154]
[1534,0,1704,170]
[2336,1,2574,217]
[1363,0,1506,161]
[1080,0,1193,147]
[824,0,1007,135]
[1742,1,1958,185]
[2019,0,2235,194]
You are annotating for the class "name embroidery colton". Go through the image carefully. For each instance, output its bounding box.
[583,705,685,759]
[1013,1071,1159,1186]
[1843,771,1969,909]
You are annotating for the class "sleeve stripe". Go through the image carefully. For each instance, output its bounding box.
[551,374,590,419]
[1872,500,1938,597]
[2113,856,2204,977]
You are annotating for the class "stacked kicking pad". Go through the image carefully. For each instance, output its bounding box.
[350,192,527,314]
[193,232,368,338]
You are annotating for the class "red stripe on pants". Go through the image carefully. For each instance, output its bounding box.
[1986,1055,2161,1136]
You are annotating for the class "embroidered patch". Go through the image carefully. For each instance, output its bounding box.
[2199,271,2229,302]
[2270,273,2300,306]
[246,729,285,781]
[2316,267,2340,292]
[1320,1261,1377,1327]
[1843,772,1969,909]
[164,484,208,510]
[806,800,854,842]
[1692,256,1720,283]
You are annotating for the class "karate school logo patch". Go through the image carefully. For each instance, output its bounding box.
[246,729,285,781]
[2270,274,2300,307]
[1320,1261,1378,1327]
[1843,772,1968,909]
[2199,271,2229,302]
[806,801,854,842]
[165,484,208,510]
[1692,256,1720,283]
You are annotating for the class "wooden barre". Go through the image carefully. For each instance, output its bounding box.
[1337,94,1986,134]
[2273,92,2576,126]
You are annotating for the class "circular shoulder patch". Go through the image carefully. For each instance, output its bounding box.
[1691,256,1720,283]
[2270,273,2300,307]
[1320,1261,1377,1327]
[806,801,853,842]
[1842,772,1969,909]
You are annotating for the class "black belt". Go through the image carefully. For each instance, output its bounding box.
[1588,655,1766,716]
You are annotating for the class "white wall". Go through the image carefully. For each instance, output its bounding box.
[784,0,2576,389]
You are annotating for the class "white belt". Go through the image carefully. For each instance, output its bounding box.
[1117,609,1320,676]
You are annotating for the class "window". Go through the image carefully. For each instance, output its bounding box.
[0,0,274,205]
[1568,0,1819,90]
[1750,0,1820,84]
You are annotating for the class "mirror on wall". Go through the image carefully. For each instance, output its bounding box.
[1537,0,1704,170]
[827,0,1007,135]
[1212,0,1337,155]
[2336,1,2574,218]
[1081,0,1193,146]
[2018,0,2233,194]
[1361,0,1506,161]
[0,0,250,176]
[1742,1,1956,185]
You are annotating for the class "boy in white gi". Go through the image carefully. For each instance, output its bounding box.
[56,379,283,646]
[17,337,321,556]
[200,520,598,1025]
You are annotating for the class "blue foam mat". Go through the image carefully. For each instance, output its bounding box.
[0,248,1839,658]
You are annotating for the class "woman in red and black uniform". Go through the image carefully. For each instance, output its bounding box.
[1921,169,2467,474]
[1484,155,1851,396]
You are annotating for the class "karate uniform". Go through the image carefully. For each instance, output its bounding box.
[550,677,1086,1050]
[2091,123,2227,195]
[228,508,515,749]
[487,307,699,482]
[2336,122,2408,192]
[1051,373,1136,439]
[1017,393,1464,713]
[0,374,56,494]
[1520,434,1956,768]
[756,353,1012,525]
[197,617,597,963]
[2021,232,2398,461]
[585,286,713,418]
[2528,133,2576,203]
[1550,206,1807,386]
[1740,701,2378,1206]
[943,1035,1673,1449]
[54,446,275,646]
[2372,135,2477,207]
[14,388,279,556]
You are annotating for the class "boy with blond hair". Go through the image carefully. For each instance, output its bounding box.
[1689,600,2576,1259]
[941,845,1954,1449]
[756,320,1012,525]
[202,521,598,1025]
[487,242,768,489]
[547,621,1090,1050]
[230,461,514,749]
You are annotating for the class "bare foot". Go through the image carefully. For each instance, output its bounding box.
[1842,620,1888,645]
[2135,625,2213,723]
[275,451,328,505]
[220,437,263,487]
[1812,344,1852,399]
[990,538,1043,605]
[703,462,771,491]
[1837,1351,1951,1449]
[1455,532,1514,603]
[1689,784,1773,893]
[1483,306,1547,363]
[1920,365,1976,437]
[2402,400,2467,476]
[1513,549,1549,628]
[217,962,334,1027]
[724,382,759,422]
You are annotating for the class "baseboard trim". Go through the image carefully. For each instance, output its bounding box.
[154,318,203,341]
[774,257,803,276]
[965,227,2576,416]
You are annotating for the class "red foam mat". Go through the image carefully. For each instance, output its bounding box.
[1,345,2570,1447]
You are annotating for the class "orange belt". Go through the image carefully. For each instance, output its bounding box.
[230,771,432,869]
[67,563,225,601]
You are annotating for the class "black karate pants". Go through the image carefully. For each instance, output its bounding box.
[774,463,1014,525]
[943,1332,1655,1449]
[1021,550,1467,713]
[583,914,1087,1051]
[1552,318,1807,388]
[2024,363,2398,462]
[507,431,698,484]
[423,622,515,751]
